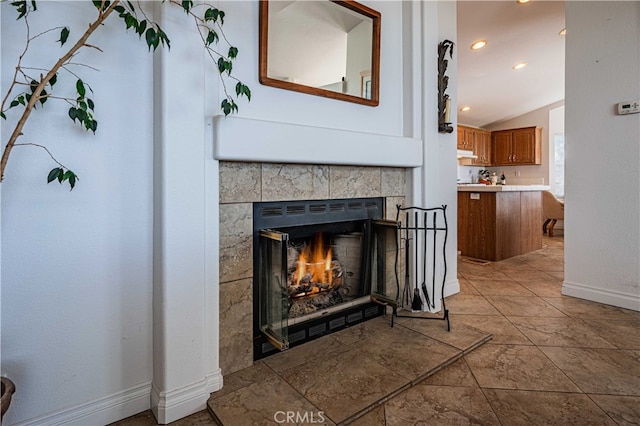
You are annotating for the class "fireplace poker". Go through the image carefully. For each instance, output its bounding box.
[421,211,431,309]
[403,211,411,308]
[411,211,423,312]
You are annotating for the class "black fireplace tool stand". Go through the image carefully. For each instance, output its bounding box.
[388,205,450,331]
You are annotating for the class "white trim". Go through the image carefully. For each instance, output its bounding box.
[213,116,423,167]
[206,368,224,394]
[562,280,640,312]
[11,382,151,426]
[150,379,209,425]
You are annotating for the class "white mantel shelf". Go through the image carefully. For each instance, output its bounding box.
[457,184,550,192]
[213,116,423,168]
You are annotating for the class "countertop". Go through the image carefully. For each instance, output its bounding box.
[457,184,550,192]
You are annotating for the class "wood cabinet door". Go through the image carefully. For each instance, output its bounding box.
[492,130,512,165]
[473,130,491,165]
[457,126,466,150]
[512,127,538,164]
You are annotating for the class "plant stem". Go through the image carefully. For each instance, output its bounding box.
[0,0,121,182]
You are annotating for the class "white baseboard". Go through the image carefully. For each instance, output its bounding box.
[562,280,640,311]
[151,378,210,424]
[444,278,461,298]
[11,381,151,426]
[206,368,223,394]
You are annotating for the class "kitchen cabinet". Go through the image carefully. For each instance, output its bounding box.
[458,125,491,165]
[457,187,543,261]
[472,129,491,165]
[457,125,473,150]
[491,126,542,165]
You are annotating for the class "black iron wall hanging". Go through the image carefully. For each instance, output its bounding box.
[438,40,455,134]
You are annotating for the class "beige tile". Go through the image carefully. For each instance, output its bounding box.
[543,297,640,320]
[219,161,261,203]
[493,256,539,271]
[210,362,277,401]
[329,166,381,199]
[219,203,252,283]
[384,385,500,425]
[261,163,329,201]
[353,324,462,381]
[485,295,568,317]
[509,316,617,348]
[280,346,408,424]
[400,316,491,352]
[524,259,565,272]
[421,358,478,387]
[263,335,346,374]
[484,389,616,426]
[381,168,406,197]
[459,269,515,282]
[219,278,253,375]
[330,315,395,346]
[449,314,532,345]
[583,319,640,349]
[589,394,640,426]
[502,269,560,282]
[466,279,535,296]
[208,374,332,426]
[458,277,481,295]
[540,346,640,395]
[444,294,502,316]
[384,196,405,220]
[347,404,386,426]
[464,344,581,392]
[170,410,218,426]
[517,278,564,297]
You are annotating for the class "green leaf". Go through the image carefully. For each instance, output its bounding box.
[59,27,69,46]
[47,167,61,184]
[30,79,39,93]
[68,173,77,190]
[218,10,225,25]
[0,111,6,120]
[76,79,86,97]
[89,120,98,133]
[12,1,28,20]
[49,73,57,87]
[10,100,19,108]
[137,20,147,36]
[114,4,124,13]
[39,89,47,105]
[243,85,252,101]
[124,13,137,30]
[157,27,170,49]
[228,46,238,59]
[79,100,87,111]
[17,95,25,105]
[181,0,192,13]
[68,107,77,122]
[204,8,218,22]
[205,30,218,46]
[87,98,95,111]
[31,1,36,11]
[145,28,157,51]
[217,57,226,74]
[57,168,64,183]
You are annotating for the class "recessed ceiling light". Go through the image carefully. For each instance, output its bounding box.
[460,106,471,112]
[559,28,566,35]
[517,0,531,4]
[470,40,487,50]
[513,62,528,70]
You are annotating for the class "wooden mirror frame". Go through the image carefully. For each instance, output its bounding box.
[258,0,381,107]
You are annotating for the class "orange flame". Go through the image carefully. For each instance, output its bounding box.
[294,233,333,286]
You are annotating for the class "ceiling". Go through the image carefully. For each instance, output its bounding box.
[457,1,566,128]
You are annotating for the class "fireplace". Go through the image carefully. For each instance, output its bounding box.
[253,197,398,359]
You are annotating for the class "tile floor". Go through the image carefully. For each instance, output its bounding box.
[113,235,640,426]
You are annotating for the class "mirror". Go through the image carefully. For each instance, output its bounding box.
[259,0,381,106]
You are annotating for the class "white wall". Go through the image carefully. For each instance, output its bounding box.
[1,1,462,424]
[1,2,154,424]
[564,1,639,310]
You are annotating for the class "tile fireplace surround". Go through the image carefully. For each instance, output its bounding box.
[218,161,407,375]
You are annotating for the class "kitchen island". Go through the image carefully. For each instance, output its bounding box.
[458,185,549,261]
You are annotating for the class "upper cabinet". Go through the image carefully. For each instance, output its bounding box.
[472,129,491,165]
[491,126,542,165]
[458,125,491,165]
[457,125,473,150]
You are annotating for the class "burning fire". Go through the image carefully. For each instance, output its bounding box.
[294,233,333,287]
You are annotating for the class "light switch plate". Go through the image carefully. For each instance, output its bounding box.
[617,100,640,115]
[470,193,480,200]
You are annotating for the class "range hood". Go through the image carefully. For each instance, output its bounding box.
[457,149,477,159]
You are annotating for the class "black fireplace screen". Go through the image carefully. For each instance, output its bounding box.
[253,197,395,358]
